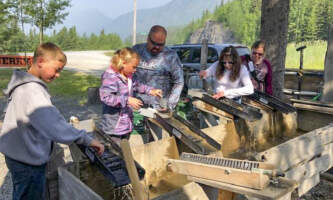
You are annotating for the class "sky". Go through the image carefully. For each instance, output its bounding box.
[70,0,174,19]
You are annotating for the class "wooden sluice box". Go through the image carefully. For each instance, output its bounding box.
[54,90,333,200]
[54,118,209,200]
[155,89,332,199]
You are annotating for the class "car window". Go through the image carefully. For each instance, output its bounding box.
[173,47,191,63]
[188,47,218,64]
[189,47,201,63]
[235,47,250,56]
[207,47,218,63]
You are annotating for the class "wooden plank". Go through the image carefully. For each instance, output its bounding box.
[285,142,333,182]
[120,139,148,200]
[76,119,95,132]
[296,109,333,132]
[193,100,234,120]
[201,125,227,145]
[291,99,333,108]
[294,103,333,115]
[218,190,235,200]
[130,136,189,199]
[297,174,320,197]
[255,123,333,172]
[167,117,219,153]
[148,118,171,141]
[201,122,241,156]
[188,176,296,200]
[58,167,103,200]
[242,98,274,112]
[152,182,209,200]
[222,122,241,156]
[167,159,270,190]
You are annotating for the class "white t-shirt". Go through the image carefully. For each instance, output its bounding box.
[205,61,254,99]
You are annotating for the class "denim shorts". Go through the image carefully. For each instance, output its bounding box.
[5,156,46,200]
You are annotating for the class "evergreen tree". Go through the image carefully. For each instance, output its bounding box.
[0,1,26,53]
[316,0,333,41]
[22,0,71,44]
[67,26,79,50]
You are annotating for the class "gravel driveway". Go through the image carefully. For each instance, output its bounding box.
[64,50,110,76]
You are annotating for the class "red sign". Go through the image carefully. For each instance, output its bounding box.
[0,55,33,67]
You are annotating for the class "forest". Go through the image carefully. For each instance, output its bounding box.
[0,0,332,53]
[171,0,333,45]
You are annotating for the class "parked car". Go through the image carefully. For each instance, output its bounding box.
[168,43,250,91]
[168,43,250,71]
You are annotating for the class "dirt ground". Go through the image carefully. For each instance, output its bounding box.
[0,96,333,200]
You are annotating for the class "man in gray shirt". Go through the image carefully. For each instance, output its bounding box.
[133,25,184,111]
[133,25,184,139]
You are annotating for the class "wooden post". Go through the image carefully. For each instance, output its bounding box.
[218,190,234,200]
[201,38,213,94]
[132,0,137,45]
[120,139,148,200]
[322,24,333,102]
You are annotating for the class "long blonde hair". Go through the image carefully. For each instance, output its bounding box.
[111,47,140,72]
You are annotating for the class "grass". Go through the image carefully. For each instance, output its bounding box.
[0,68,100,104]
[285,41,327,70]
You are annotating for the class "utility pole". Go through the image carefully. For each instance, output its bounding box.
[132,0,137,45]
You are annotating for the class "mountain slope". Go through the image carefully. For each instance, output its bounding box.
[54,0,221,38]
[106,0,220,38]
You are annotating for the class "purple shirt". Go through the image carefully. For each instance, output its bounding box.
[99,68,152,135]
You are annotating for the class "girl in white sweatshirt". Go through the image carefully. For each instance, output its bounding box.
[199,46,254,100]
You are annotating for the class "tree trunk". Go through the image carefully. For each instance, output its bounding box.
[322,24,333,102]
[39,24,43,44]
[39,0,44,44]
[260,0,290,99]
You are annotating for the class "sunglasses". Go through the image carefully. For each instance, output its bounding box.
[252,51,264,56]
[221,61,234,65]
[149,36,165,47]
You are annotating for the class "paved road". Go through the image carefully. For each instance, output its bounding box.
[64,50,111,76]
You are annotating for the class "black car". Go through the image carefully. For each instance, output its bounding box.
[168,43,250,71]
[168,43,250,90]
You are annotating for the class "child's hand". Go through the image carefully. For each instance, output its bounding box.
[150,89,163,98]
[89,139,105,156]
[128,97,143,110]
[212,91,224,99]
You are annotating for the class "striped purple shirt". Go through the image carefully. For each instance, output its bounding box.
[99,68,152,135]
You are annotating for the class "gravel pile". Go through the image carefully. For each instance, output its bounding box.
[300,179,333,200]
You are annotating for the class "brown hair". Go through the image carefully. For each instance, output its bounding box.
[216,46,242,82]
[111,47,140,72]
[251,40,265,51]
[33,42,66,64]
